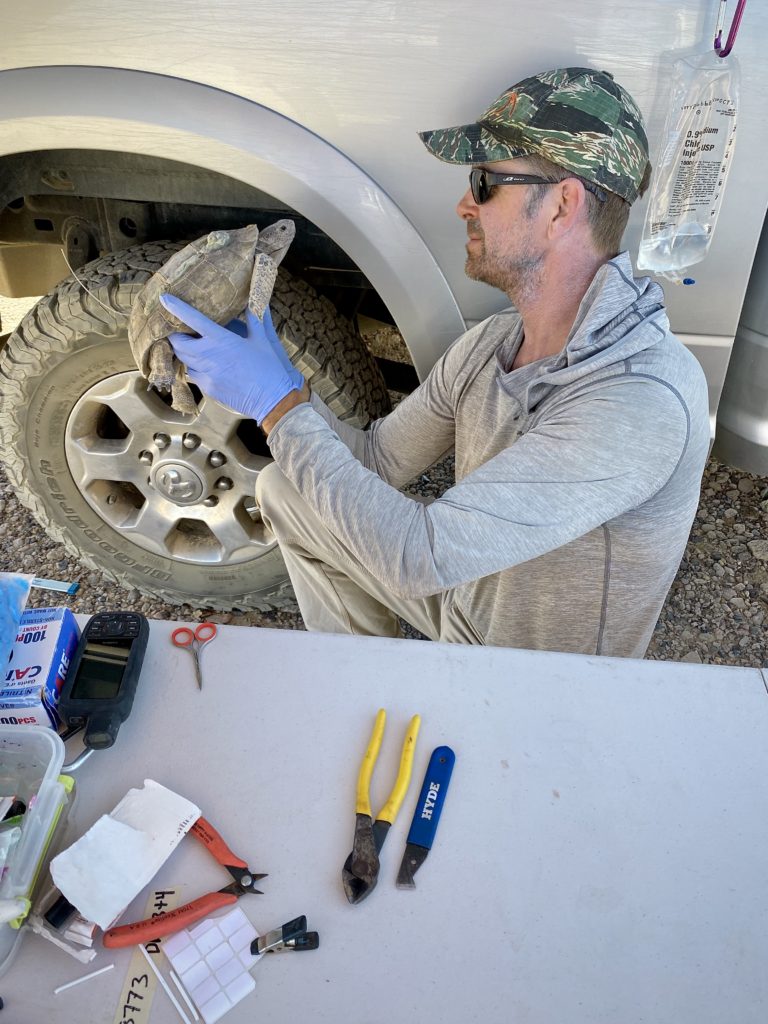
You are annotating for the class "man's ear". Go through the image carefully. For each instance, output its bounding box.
[546,178,588,239]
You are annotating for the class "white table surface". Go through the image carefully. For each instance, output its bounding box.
[5,622,768,1023]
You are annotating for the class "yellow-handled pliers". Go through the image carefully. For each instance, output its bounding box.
[342,709,421,905]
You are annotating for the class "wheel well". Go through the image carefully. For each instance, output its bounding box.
[0,148,396,329]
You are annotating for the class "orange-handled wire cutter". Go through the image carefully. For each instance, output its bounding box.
[102,816,267,948]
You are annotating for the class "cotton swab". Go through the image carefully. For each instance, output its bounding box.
[138,944,192,1024]
[170,968,201,1021]
[53,962,114,994]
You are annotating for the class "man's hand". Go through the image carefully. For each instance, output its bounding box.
[160,294,307,426]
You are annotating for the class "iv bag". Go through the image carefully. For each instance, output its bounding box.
[637,51,739,283]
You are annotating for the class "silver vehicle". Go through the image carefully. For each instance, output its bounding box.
[0,1,765,609]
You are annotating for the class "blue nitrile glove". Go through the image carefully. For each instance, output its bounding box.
[159,294,304,424]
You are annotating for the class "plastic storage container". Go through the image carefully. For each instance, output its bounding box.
[0,726,69,976]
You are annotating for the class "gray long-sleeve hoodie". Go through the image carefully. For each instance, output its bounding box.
[268,252,710,658]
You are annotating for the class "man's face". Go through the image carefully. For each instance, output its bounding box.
[456,158,548,303]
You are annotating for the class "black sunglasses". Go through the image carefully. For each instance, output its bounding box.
[469,168,608,205]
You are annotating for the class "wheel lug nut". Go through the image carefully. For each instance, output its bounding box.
[203,496,219,507]
[214,477,233,491]
[153,433,171,449]
[209,451,227,468]
[138,451,153,465]
[183,433,201,450]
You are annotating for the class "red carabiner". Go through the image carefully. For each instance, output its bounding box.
[714,0,747,58]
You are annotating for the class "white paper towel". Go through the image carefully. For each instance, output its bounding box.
[51,780,200,930]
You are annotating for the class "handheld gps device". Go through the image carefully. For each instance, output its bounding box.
[57,612,149,749]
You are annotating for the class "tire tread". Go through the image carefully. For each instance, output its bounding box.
[0,241,391,609]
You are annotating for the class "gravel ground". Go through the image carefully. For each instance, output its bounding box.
[1,454,767,667]
[2,295,767,666]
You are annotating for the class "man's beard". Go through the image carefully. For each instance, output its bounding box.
[464,222,544,306]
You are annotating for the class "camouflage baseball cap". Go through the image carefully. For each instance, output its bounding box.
[419,67,649,203]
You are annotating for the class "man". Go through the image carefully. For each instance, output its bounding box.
[161,66,710,658]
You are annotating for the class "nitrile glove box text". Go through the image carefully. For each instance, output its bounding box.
[1,608,80,728]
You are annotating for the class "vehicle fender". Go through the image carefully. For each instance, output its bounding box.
[0,65,467,380]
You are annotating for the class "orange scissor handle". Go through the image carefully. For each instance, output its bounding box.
[102,890,238,948]
[171,626,196,648]
[171,623,217,648]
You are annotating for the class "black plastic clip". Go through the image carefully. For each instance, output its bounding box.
[250,914,320,955]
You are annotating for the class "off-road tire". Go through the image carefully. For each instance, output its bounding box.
[0,241,391,609]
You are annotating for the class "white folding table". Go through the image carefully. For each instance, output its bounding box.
[5,622,768,1023]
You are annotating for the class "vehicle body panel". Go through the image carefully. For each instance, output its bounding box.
[2,1,767,403]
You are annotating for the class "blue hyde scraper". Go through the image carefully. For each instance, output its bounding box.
[396,746,455,889]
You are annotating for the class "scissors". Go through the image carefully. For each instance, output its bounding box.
[171,622,217,690]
